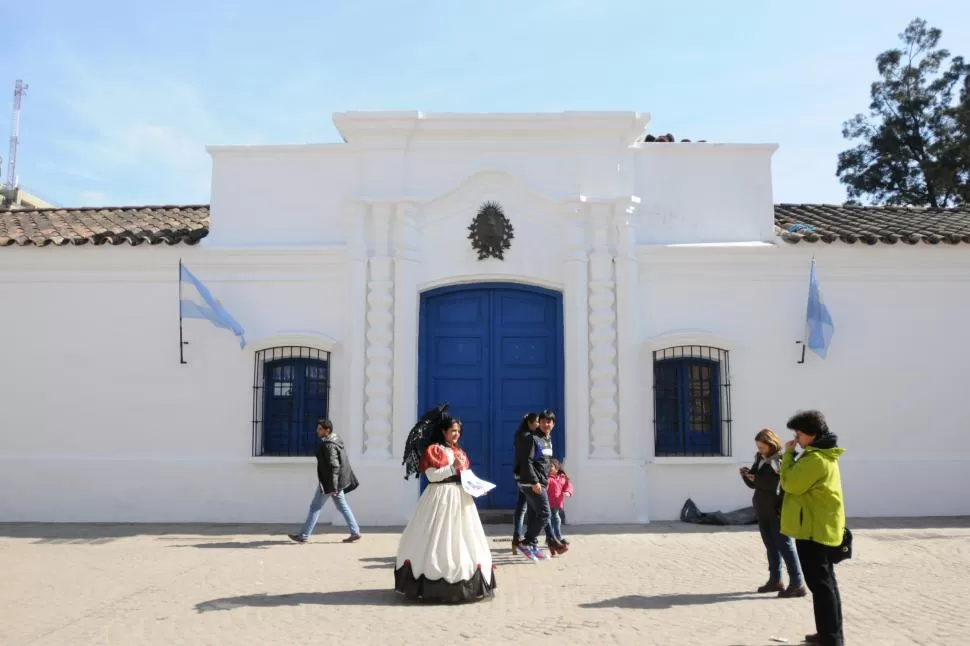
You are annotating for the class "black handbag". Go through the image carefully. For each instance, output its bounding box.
[829,527,853,563]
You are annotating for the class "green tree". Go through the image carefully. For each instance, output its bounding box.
[837,18,969,208]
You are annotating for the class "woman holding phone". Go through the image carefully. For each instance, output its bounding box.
[741,428,806,598]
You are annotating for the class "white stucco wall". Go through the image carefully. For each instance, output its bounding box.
[636,244,970,522]
[2,111,968,525]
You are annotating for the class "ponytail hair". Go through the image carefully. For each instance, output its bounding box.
[516,411,539,434]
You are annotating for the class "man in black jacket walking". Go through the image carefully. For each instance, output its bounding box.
[513,410,563,559]
[288,419,361,544]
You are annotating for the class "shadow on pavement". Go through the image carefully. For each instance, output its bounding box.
[195,589,401,612]
[3,515,968,541]
[359,556,396,569]
[169,539,293,549]
[580,591,758,610]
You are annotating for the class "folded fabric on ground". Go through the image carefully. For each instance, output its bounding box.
[680,498,757,526]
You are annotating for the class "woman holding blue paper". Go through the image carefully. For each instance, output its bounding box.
[394,405,496,603]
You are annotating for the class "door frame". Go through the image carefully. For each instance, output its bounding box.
[417,281,566,508]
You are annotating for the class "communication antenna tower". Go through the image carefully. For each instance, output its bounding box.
[5,79,28,191]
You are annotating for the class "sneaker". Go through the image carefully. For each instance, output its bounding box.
[287,534,308,544]
[530,546,548,560]
[342,534,362,543]
[517,544,537,561]
[757,580,784,593]
[779,584,808,598]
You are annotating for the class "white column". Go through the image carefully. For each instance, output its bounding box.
[563,203,590,465]
[391,201,421,460]
[363,203,395,458]
[613,203,641,460]
[343,201,368,457]
[587,203,620,459]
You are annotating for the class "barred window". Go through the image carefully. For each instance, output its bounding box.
[653,345,732,457]
[252,346,331,457]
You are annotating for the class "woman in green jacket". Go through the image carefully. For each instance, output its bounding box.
[780,410,846,646]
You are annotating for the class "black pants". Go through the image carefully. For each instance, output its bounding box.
[796,539,844,646]
[521,486,551,545]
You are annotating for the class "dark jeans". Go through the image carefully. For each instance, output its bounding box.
[521,486,551,546]
[796,539,844,646]
[513,488,527,538]
[757,515,804,586]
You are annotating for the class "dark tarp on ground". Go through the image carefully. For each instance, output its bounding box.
[680,498,758,526]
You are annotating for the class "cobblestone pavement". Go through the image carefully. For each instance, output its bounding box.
[3,517,969,646]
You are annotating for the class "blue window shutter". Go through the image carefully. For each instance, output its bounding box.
[654,360,683,454]
[681,359,721,455]
[262,356,330,456]
[655,356,723,457]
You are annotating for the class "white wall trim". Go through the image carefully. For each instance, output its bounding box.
[418,274,565,294]
[650,456,743,465]
[644,330,736,352]
[248,331,340,353]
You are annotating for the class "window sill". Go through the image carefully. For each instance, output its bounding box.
[650,457,741,465]
[249,456,316,464]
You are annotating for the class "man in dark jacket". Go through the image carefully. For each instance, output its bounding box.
[513,410,562,558]
[288,419,361,544]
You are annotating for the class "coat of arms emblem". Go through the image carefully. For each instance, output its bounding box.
[467,201,514,261]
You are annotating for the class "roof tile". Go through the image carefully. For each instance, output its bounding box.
[775,203,970,246]
[3,202,970,248]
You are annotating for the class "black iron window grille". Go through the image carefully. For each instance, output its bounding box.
[252,346,331,457]
[653,345,732,457]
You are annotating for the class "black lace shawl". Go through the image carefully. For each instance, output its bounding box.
[402,402,450,480]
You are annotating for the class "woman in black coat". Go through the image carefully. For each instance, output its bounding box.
[740,428,806,597]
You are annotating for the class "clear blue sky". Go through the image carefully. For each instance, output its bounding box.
[2,0,968,208]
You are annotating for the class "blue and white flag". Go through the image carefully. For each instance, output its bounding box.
[179,263,247,349]
[804,258,834,359]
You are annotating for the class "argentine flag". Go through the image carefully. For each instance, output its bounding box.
[804,259,834,359]
[179,263,247,349]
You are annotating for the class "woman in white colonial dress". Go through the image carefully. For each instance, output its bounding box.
[394,404,496,602]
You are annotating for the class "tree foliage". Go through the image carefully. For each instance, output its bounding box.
[837,18,969,208]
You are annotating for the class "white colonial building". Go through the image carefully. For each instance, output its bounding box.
[1,111,969,527]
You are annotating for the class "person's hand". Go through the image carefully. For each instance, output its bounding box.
[331,491,339,497]
[531,483,541,495]
[785,440,797,451]
[745,473,755,482]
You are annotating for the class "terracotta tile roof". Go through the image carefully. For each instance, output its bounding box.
[775,203,970,245]
[3,203,970,248]
[0,205,209,247]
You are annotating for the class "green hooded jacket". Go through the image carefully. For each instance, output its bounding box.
[779,436,846,547]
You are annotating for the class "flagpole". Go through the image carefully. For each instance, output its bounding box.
[179,258,188,365]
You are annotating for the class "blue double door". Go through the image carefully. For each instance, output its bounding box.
[418,283,565,509]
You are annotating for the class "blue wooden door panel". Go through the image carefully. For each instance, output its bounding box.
[419,284,564,510]
[490,289,563,509]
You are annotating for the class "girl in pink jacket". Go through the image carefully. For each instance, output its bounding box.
[545,459,574,548]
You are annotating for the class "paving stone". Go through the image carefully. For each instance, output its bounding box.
[1,518,968,645]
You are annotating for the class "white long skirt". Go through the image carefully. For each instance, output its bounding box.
[393,481,496,602]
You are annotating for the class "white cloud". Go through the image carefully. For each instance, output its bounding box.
[50,57,221,205]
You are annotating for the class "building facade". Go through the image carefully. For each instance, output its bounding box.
[2,111,969,526]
